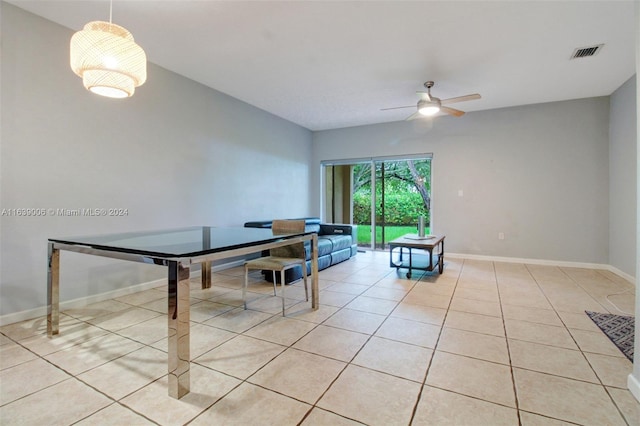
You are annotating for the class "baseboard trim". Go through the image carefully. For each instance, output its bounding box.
[605,265,636,285]
[0,259,245,327]
[446,252,636,285]
[628,373,640,403]
[0,278,166,327]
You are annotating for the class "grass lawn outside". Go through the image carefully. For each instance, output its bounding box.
[356,225,430,245]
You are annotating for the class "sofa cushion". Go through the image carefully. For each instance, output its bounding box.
[244,217,357,284]
[330,248,352,265]
[244,217,321,229]
[243,220,273,229]
[306,224,321,233]
[320,235,352,252]
[316,255,332,271]
[316,238,335,257]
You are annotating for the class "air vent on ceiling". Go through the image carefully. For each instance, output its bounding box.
[570,44,604,59]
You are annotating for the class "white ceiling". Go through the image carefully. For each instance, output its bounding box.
[8,0,637,131]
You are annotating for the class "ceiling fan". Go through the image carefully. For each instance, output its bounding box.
[382,81,481,120]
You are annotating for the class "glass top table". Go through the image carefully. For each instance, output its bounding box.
[49,226,310,257]
[47,226,319,399]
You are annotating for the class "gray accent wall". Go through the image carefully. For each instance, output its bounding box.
[609,75,637,277]
[312,98,611,264]
[0,3,313,316]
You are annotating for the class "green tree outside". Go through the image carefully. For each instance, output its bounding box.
[353,159,431,246]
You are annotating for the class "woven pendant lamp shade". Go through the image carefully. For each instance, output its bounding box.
[70,21,147,98]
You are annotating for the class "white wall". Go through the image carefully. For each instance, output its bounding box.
[609,75,637,278]
[313,98,610,264]
[0,3,313,317]
[631,0,640,402]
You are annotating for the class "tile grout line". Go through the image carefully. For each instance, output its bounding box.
[407,259,464,425]
[2,257,635,425]
[565,267,635,316]
[169,274,308,425]
[223,264,393,425]
[523,264,631,426]
[2,284,269,425]
[557,266,616,315]
[298,266,419,425]
[556,268,634,426]
[0,327,162,424]
[493,262,523,426]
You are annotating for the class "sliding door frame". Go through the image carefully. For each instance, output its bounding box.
[321,153,433,251]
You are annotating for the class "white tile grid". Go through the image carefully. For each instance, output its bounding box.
[0,251,637,426]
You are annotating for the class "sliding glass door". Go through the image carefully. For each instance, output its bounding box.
[323,155,431,250]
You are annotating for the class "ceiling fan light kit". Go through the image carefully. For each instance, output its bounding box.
[70,1,147,98]
[418,99,441,116]
[381,80,481,120]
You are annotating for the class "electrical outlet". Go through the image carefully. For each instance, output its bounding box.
[458,190,464,197]
[498,232,505,240]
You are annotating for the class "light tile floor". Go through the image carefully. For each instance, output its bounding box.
[1,251,639,425]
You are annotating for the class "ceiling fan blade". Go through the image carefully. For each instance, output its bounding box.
[405,111,422,121]
[380,105,415,111]
[441,106,465,117]
[441,93,481,105]
[417,91,431,101]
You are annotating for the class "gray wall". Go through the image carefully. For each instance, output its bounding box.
[609,76,637,277]
[0,3,313,316]
[312,98,611,264]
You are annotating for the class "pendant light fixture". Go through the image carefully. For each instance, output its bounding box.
[70,0,146,98]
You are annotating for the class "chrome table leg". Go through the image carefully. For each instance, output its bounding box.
[168,260,190,398]
[311,234,319,309]
[47,243,59,337]
[201,261,211,289]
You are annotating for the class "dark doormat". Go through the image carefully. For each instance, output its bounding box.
[585,311,634,362]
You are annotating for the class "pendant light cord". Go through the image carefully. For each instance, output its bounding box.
[109,0,113,24]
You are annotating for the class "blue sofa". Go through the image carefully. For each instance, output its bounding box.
[244,217,358,283]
